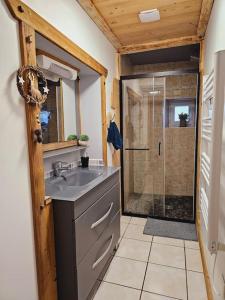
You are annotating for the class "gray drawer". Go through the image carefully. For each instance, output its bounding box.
[77,212,120,300]
[75,183,120,264]
[74,172,120,219]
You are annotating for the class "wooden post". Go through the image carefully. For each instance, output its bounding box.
[111,79,121,167]
[101,75,107,166]
[19,21,57,300]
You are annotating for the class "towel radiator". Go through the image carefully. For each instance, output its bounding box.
[200,50,225,254]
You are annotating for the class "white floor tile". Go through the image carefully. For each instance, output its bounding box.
[149,243,185,269]
[187,271,207,300]
[104,256,147,289]
[143,263,187,300]
[116,238,151,262]
[141,291,176,299]
[153,236,184,247]
[130,217,147,226]
[121,222,128,237]
[121,216,132,224]
[124,224,152,242]
[185,240,200,250]
[185,248,203,272]
[93,282,141,300]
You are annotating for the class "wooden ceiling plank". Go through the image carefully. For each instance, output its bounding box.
[119,35,201,54]
[93,0,201,19]
[92,0,202,46]
[114,13,200,35]
[108,7,201,28]
[197,0,214,37]
[77,0,122,49]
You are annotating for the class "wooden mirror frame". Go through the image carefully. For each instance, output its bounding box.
[5,1,108,299]
[36,49,82,152]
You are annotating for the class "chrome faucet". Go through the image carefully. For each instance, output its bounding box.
[52,161,71,177]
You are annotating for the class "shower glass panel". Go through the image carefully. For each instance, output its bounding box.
[122,72,198,221]
[122,76,166,216]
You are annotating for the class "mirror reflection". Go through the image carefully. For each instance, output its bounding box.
[37,52,78,145]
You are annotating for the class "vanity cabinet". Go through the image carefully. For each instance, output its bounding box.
[53,171,120,300]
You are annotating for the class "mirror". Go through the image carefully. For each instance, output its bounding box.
[40,78,77,144]
[37,49,80,149]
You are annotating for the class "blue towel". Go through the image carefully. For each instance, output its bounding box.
[40,110,51,126]
[107,121,123,150]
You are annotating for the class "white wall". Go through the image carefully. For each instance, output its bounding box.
[80,75,102,159]
[203,1,225,299]
[204,0,225,74]
[0,1,38,299]
[0,0,116,299]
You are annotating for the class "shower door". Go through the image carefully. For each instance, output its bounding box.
[121,73,198,221]
[122,76,166,217]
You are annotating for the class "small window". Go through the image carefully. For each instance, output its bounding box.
[174,105,189,122]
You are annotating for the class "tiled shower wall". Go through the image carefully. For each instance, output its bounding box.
[165,128,195,196]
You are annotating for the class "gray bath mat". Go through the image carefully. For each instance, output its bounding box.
[143,218,197,241]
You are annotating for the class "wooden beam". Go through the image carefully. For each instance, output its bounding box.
[77,0,121,49]
[101,76,108,166]
[5,0,108,77]
[197,0,214,37]
[119,35,202,54]
[19,22,57,300]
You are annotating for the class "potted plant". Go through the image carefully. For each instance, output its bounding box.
[78,134,89,146]
[67,134,77,141]
[179,113,189,127]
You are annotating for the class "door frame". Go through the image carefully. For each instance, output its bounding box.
[120,69,200,223]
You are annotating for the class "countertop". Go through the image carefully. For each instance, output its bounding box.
[45,166,120,202]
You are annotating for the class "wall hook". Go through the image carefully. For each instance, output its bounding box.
[17,5,24,13]
[33,129,43,143]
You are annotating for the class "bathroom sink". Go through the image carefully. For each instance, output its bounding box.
[45,166,119,201]
[60,169,103,187]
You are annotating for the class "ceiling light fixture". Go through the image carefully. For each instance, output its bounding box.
[139,9,160,23]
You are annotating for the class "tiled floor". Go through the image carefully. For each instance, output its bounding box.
[93,216,208,300]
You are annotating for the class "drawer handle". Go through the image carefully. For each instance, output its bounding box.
[92,234,114,269]
[91,203,114,229]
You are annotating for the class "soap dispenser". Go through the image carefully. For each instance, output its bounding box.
[81,151,89,168]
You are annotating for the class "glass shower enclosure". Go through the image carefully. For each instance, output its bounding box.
[121,72,198,221]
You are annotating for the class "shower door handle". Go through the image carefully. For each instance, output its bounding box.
[125,148,150,151]
[158,142,161,156]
